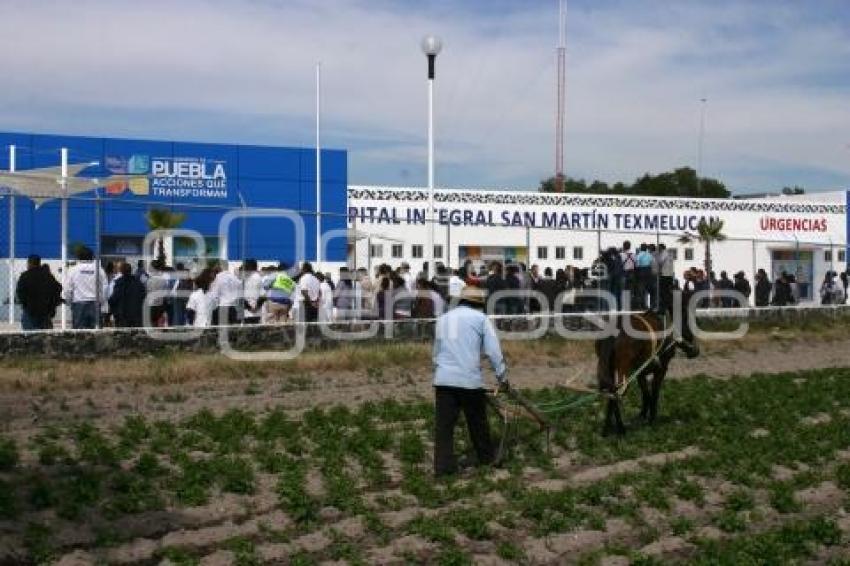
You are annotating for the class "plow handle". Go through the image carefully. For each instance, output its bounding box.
[501,383,552,432]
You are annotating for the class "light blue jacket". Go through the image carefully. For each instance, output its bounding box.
[433,305,507,389]
[636,250,653,268]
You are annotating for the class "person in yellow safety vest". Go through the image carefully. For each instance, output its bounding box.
[264,262,296,322]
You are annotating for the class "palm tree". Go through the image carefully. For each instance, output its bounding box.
[678,218,726,274]
[145,208,186,265]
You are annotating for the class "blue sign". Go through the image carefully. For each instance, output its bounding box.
[0,131,348,262]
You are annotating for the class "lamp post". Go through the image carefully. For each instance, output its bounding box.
[60,148,68,330]
[421,35,442,278]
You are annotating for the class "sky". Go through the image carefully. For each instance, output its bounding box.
[0,0,848,194]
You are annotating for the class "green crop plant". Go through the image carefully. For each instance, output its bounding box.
[73,423,118,467]
[277,461,318,523]
[769,482,802,514]
[170,455,217,506]
[723,489,755,512]
[0,437,19,471]
[157,546,200,566]
[103,470,163,516]
[407,514,454,544]
[0,479,17,519]
[435,543,473,566]
[213,455,256,494]
[496,540,525,561]
[224,536,260,566]
[23,522,54,564]
[446,507,492,540]
[694,516,841,563]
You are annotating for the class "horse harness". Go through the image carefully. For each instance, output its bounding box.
[615,313,676,397]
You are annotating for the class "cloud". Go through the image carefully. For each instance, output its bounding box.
[0,0,848,193]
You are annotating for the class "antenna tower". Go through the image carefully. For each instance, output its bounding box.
[555,0,567,192]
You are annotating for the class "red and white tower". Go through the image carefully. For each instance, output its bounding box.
[554,0,567,192]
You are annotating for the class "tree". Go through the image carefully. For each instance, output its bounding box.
[678,218,726,273]
[540,176,589,193]
[539,167,730,198]
[588,180,610,194]
[144,208,187,265]
[782,185,805,195]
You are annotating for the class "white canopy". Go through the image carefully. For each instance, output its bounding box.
[0,165,131,206]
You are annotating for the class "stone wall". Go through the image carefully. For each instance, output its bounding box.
[0,321,439,360]
[0,307,846,360]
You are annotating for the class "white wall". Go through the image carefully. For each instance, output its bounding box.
[347,186,847,301]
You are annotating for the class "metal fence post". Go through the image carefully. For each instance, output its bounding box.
[237,191,247,264]
[95,187,101,329]
[752,238,757,308]
[367,235,372,275]
[352,212,358,271]
[829,237,835,273]
[655,227,661,310]
[447,221,451,268]
[751,239,756,280]
[596,228,601,259]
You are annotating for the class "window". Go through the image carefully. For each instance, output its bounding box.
[391,244,403,259]
[537,246,548,260]
[684,248,694,261]
[825,250,833,262]
[369,244,383,258]
[668,248,678,260]
[839,250,846,262]
[573,246,583,261]
[555,246,566,260]
[434,245,443,259]
[411,245,423,259]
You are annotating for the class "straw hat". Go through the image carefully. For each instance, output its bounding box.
[459,286,487,305]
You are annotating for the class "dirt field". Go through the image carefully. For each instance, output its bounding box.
[0,325,849,564]
[0,325,847,435]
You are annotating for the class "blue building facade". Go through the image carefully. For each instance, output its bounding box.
[0,132,347,265]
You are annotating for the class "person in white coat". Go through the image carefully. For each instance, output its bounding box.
[317,273,335,322]
[65,247,108,329]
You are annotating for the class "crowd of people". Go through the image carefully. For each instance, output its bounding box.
[12,239,850,330]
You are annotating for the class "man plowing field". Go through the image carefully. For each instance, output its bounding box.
[431,286,508,477]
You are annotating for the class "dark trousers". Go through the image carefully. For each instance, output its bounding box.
[609,278,622,310]
[647,274,658,310]
[21,310,51,330]
[148,304,166,327]
[634,267,651,310]
[171,298,188,326]
[303,302,319,322]
[434,386,493,476]
[659,276,674,314]
[212,305,241,325]
[71,301,98,329]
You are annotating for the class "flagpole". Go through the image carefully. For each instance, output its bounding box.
[7,145,15,326]
[316,62,322,269]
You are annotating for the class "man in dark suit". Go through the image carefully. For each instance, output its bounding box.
[16,255,62,330]
[109,262,146,327]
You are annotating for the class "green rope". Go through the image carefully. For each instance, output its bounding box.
[538,393,599,414]
[538,334,679,416]
[502,317,681,420]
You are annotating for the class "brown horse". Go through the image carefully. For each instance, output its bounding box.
[595,309,699,436]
